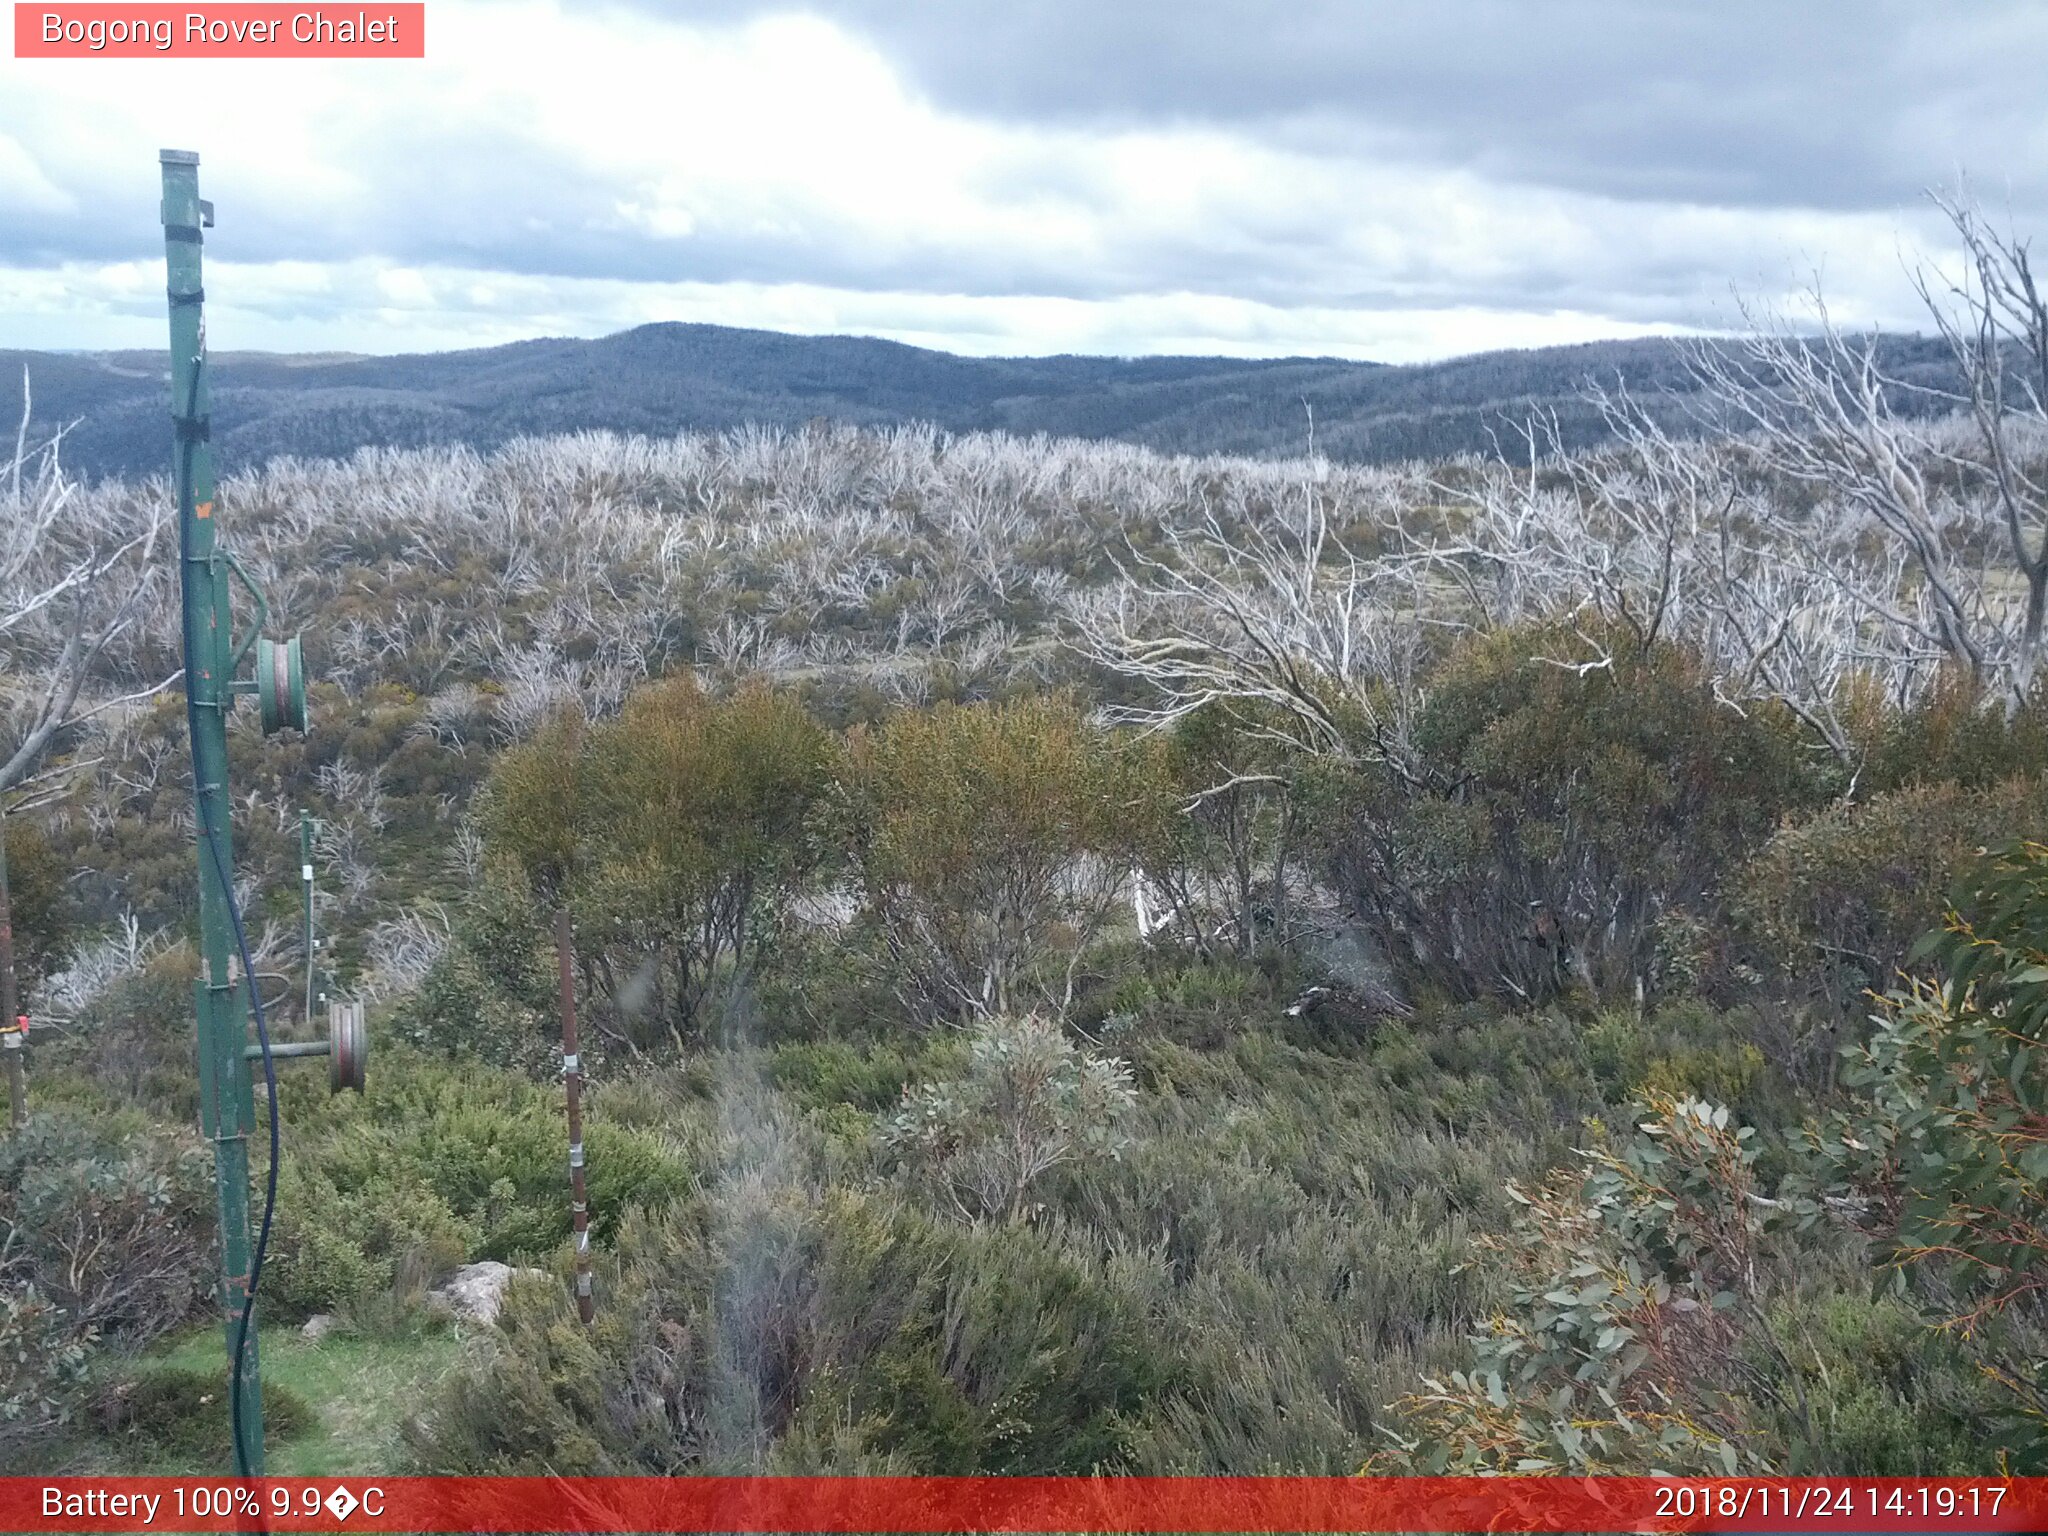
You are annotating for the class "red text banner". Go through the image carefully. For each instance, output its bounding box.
[4,1476,2045,1533]
[14,5,425,57]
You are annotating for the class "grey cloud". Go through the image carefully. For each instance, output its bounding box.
[0,141,1917,337]
[621,0,2048,213]
[4,0,2038,355]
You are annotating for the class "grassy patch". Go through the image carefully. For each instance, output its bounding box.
[108,1324,460,1475]
[92,1368,312,1467]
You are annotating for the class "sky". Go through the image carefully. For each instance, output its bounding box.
[3,0,2046,362]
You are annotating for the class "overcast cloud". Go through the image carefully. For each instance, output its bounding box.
[2,1,2042,359]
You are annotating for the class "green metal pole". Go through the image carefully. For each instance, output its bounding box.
[160,148,265,1475]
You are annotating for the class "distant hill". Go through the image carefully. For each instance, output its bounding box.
[0,322,1963,482]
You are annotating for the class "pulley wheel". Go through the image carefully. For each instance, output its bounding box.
[257,633,309,735]
[328,1001,366,1093]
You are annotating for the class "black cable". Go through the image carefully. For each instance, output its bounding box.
[177,360,281,1480]
[212,789,281,1482]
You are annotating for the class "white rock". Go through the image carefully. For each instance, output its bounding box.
[300,1312,339,1342]
[427,1260,546,1325]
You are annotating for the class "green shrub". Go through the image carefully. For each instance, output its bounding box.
[1381,1096,1780,1474]
[402,1267,615,1473]
[843,696,1161,1020]
[0,1106,215,1464]
[1751,1292,2005,1474]
[486,677,839,1050]
[390,984,1731,1476]
[92,1368,312,1465]
[1324,622,1816,1007]
[883,1014,1135,1222]
[0,1288,92,1458]
[267,1155,477,1318]
[0,1107,213,1342]
[41,945,202,1120]
[767,1039,924,1114]
[1581,1010,1647,1097]
[267,1047,691,1314]
[586,1061,716,1125]
[270,1211,397,1318]
[1082,955,1271,1040]
[2,813,73,994]
[1733,776,2048,1011]
[409,1178,1160,1475]
[1154,960,1264,1012]
[1802,839,2048,1452]
[1855,673,2048,793]
[1582,1002,1787,1133]
[1642,1034,1765,1110]
[393,863,556,1075]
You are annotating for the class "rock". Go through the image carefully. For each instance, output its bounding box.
[300,1312,339,1342]
[427,1260,546,1326]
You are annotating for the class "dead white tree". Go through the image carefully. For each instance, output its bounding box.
[1069,471,1436,773]
[2,374,174,800]
[1677,193,2048,717]
[1915,189,2048,703]
[1681,302,1996,695]
[1466,394,1916,768]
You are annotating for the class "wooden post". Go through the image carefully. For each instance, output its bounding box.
[556,907,594,1323]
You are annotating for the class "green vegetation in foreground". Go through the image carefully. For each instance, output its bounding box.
[84,1325,458,1476]
[10,621,2048,1476]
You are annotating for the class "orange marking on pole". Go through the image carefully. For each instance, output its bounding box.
[196,501,213,518]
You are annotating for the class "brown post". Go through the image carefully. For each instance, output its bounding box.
[0,810,22,1132]
[556,906,594,1323]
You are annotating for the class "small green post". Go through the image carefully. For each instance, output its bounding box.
[161,148,265,1475]
[301,810,316,1024]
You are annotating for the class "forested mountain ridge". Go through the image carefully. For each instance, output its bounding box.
[2,323,1963,480]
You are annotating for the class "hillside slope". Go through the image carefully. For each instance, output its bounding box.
[4,323,1963,481]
